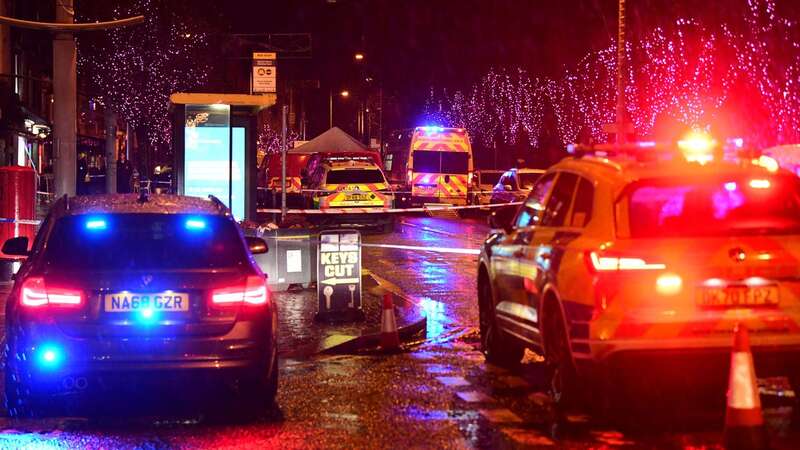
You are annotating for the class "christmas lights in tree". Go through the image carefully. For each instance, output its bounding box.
[78,0,210,148]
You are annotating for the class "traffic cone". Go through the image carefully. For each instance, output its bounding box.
[380,292,400,352]
[724,323,768,450]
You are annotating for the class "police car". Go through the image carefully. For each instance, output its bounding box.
[303,155,395,232]
[478,134,800,408]
[489,168,545,205]
[1,194,278,417]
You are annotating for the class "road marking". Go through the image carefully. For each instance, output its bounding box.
[436,376,471,387]
[478,408,523,423]
[362,242,480,255]
[456,391,494,403]
[501,428,555,446]
[498,375,530,389]
[591,430,634,446]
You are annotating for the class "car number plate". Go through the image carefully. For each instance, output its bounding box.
[104,292,190,312]
[696,285,779,307]
[346,193,370,201]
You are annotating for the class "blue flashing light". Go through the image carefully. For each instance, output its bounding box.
[85,218,107,230]
[138,307,158,324]
[419,126,444,133]
[185,218,207,230]
[37,344,63,369]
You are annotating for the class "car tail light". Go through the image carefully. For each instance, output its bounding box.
[21,277,83,308]
[407,169,413,184]
[586,251,666,272]
[211,275,269,307]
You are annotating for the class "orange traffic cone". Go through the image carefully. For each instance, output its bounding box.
[380,292,400,352]
[724,323,768,450]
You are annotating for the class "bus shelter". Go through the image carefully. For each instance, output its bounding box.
[169,93,276,221]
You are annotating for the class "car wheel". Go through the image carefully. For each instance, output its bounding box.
[478,275,522,368]
[543,301,580,409]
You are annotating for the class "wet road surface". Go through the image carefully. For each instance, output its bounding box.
[0,215,799,448]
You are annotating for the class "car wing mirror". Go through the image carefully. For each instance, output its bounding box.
[246,237,268,255]
[2,236,29,257]
[503,184,513,192]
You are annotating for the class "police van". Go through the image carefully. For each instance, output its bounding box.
[384,126,473,206]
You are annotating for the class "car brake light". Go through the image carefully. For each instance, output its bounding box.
[407,169,413,184]
[211,275,269,307]
[468,172,474,186]
[21,277,83,308]
[587,251,666,272]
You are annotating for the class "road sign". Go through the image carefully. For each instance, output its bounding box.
[252,52,276,94]
[317,230,362,320]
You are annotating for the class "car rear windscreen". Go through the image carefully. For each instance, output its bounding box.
[44,214,247,270]
[412,150,469,174]
[326,169,386,184]
[480,172,503,186]
[623,174,800,238]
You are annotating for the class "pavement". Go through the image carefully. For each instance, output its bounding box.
[0,215,798,448]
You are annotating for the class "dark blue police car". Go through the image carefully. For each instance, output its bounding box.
[1,194,277,417]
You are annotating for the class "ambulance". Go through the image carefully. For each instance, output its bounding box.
[384,126,473,206]
[302,153,395,232]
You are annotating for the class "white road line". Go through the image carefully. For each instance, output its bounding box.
[478,409,523,423]
[362,243,479,255]
[436,376,471,387]
[501,428,555,446]
[456,391,494,403]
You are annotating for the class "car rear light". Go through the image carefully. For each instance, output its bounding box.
[211,275,269,307]
[407,169,413,184]
[468,172,474,186]
[21,277,83,308]
[586,251,666,272]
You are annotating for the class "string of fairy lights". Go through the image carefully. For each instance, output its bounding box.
[424,0,800,149]
[77,0,210,148]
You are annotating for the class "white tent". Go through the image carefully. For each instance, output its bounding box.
[289,127,372,154]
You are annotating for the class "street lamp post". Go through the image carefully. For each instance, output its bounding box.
[328,89,349,129]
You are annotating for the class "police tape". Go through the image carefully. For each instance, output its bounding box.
[0,217,42,225]
[249,235,481,255]
[257,187,525,195]
[256,201,522,215]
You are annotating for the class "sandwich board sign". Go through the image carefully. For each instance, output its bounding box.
[316,230,362,320]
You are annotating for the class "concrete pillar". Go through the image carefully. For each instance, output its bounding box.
[53,0,76,197]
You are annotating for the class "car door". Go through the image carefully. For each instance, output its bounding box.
[491,172,556,347]
[513,172,580,346]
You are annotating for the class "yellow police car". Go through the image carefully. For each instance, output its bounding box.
[478,134,800,408]
[303,155,395,232]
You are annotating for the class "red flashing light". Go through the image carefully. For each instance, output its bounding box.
[21,277,83,308]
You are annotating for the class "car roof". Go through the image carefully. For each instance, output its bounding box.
[62,194,226,217]
[326,161,379,170]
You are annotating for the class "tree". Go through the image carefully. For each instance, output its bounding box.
[77,0,211,167]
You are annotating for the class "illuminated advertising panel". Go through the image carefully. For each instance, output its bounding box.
[183,105,245,219]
